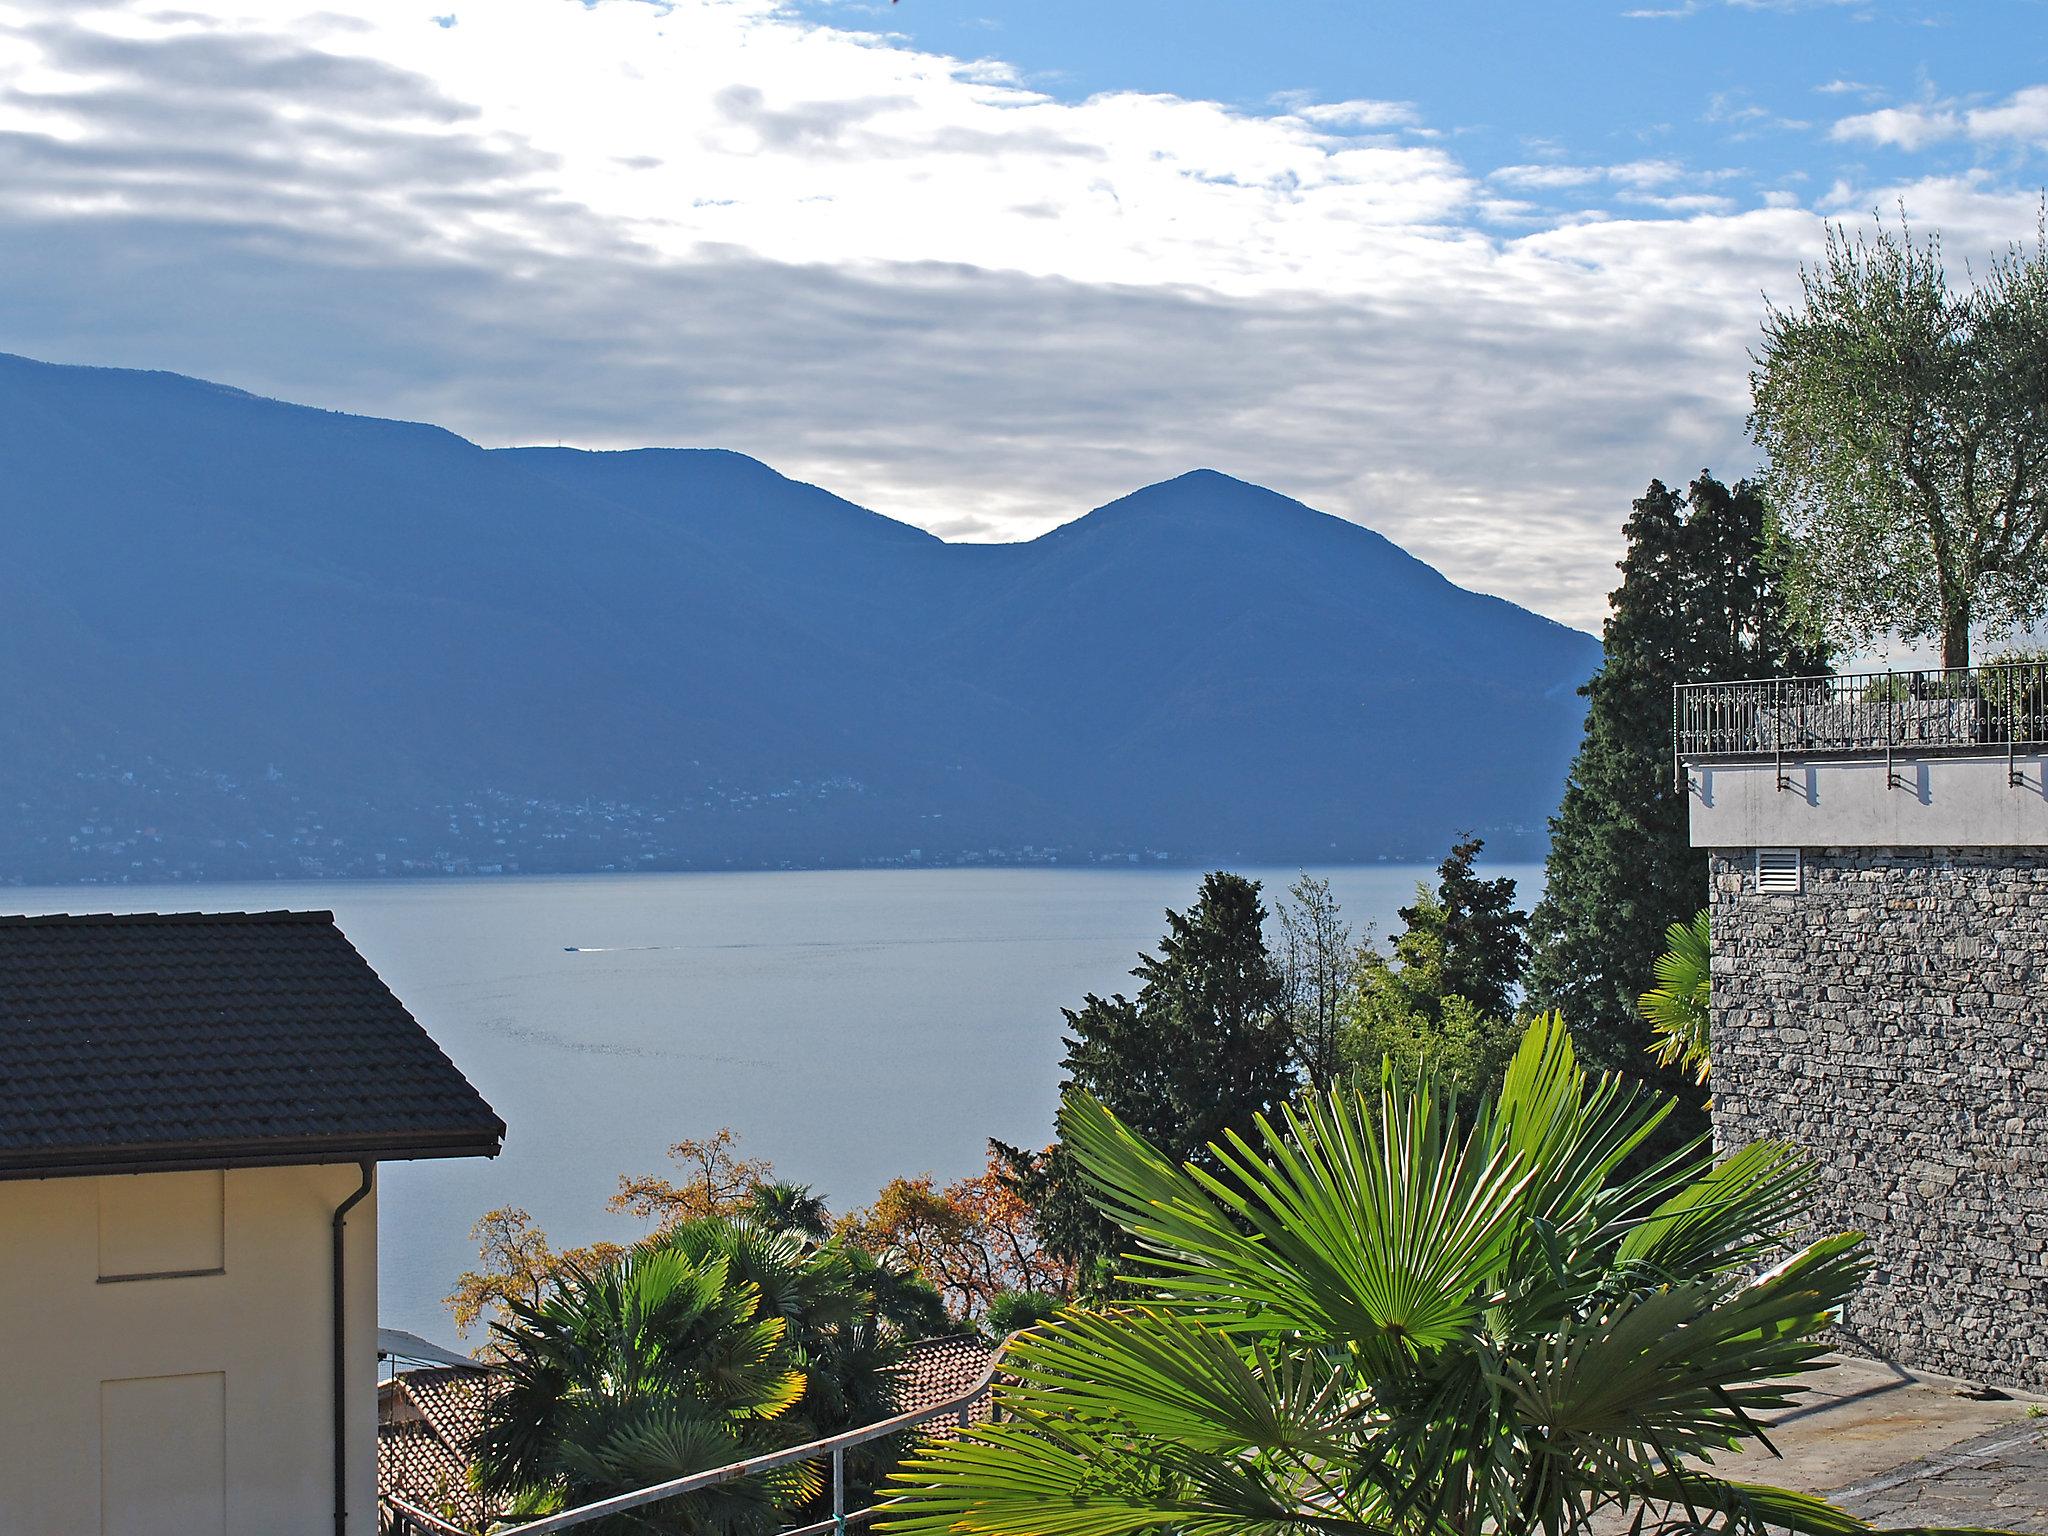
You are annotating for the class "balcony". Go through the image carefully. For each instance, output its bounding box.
[1674,662,2048,849]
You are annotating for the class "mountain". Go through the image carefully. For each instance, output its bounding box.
[0,353,1599,882]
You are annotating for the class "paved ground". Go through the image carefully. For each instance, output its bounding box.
[1832,1421,2048,1532]
[1626,1354,2048,1531]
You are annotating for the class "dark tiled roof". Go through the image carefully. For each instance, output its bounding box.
[0,910,503,1178]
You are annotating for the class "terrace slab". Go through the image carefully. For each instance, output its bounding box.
[1615,1355,2048,1531]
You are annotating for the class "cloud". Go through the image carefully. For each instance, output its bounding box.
[1625,0,1854,14]
[1279,96,1421,131]
[1965,85,2048,144]
[1705,88,1809,137]
[1831,103,1963,150]
[1488,157,1722,200]
[1831,84,2048,151]
[0,0,2038,634]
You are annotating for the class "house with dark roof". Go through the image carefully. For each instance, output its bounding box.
[0,910,503,1536]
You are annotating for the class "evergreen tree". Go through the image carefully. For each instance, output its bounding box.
[996,872,1294,1288]
[1399,834,1526,1022]
[1339,836,1526,1101]
[1525,473,1823,1114]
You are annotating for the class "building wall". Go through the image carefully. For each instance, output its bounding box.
[1689,752,2048,848]
[0,1163,378,1536]
[1709,845,2048,1389]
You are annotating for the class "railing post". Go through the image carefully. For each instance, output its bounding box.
[1887,672,1899,791]
[1774,676,1786,793]
[2010,662,2023,788]
[832,1447,845,1536]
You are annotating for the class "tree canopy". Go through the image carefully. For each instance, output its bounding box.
[1525,473,1823,1125]
[995,871,1295,1289]
[1752,211,2048,666]
[1339,837,1527,1100]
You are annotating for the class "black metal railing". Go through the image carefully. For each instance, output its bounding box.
[1674,660,2048,791]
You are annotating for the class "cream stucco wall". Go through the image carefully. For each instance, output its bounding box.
[0,1163,378,1536]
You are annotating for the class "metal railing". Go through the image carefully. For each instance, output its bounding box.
[1674,660,2048,791]
[383,1498,474,1536]
[381,1352,1000,1536]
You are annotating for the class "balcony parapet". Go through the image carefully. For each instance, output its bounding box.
[1674,663,2048,849]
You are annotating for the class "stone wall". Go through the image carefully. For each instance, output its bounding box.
[1710,845,2048,1390]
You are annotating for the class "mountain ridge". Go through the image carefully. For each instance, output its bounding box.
[0,352,1599,882]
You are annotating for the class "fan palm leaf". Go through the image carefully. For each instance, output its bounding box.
[884,1013,2017,1536]
[1642,910,1713,1085]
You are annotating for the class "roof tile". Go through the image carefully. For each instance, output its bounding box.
[0,910,503,1175]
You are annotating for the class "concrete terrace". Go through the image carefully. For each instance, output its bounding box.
[1700,1356,2048,1531]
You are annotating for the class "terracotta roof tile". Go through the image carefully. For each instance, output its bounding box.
[894,1334,998,1435]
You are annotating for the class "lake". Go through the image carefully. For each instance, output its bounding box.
[4,862,1540,1344]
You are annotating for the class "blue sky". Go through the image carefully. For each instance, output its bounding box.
[0,0,2042,630]
[804,0,2048,208]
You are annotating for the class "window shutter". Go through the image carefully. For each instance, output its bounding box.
[1756,848,1802,893]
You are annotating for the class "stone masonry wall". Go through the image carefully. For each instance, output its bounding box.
[1710,846,2048,1390]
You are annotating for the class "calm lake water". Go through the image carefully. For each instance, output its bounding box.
[6,863,1539,1343]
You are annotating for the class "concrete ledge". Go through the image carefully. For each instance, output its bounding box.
[1686,752,2048,848]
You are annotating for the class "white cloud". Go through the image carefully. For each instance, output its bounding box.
[1489,157,1709,195]
[1832,84,2048,151]
[1831,103,1963,150]
[0,0,2038,632]
[1281,96,1421,130]
[1965,84,2048,144]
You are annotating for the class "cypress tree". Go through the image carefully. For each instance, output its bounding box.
[1525,473,1823,1113]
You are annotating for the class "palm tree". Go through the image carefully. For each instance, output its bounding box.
[1643,910,1712,1086]
[885,1016,2002,1536]
[472,1243,813,1534]
[663,1219,947,1436]
[741,1180,834,1244]
[475,1218,954,1532]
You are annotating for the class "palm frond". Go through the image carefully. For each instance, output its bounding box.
[1059,1081,1530,1365]
[1641,911,1713,1086]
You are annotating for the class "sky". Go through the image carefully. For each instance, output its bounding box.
[0,0,2043,631]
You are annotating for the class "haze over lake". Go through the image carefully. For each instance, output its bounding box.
[7,863,1538,1342]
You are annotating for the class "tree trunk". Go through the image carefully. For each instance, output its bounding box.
[1942,602,1971,669]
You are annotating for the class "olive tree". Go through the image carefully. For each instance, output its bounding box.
[1751,210,2048,667]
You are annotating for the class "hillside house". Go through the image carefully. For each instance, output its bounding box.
[1677,664,2048,1389]
[0,910,503,1536]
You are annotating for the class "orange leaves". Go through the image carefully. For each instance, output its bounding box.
[607,1127,778,1233]
[838,1147,1071,1320]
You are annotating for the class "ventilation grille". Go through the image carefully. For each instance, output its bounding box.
[1756,848,1802,893]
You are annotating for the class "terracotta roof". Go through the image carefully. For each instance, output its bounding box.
[379,1367,493,1529]
[0,910,503,1178]
[894,1334,998,1434]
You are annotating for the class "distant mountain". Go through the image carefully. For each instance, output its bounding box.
[0,353,1599,882]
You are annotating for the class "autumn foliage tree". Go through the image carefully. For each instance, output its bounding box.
[608,1126,780,1234]
[453,1128,1065,1341]
[447,1128,775,1337]
[445,1208,627,1338]
[837,1148,1072,1321]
